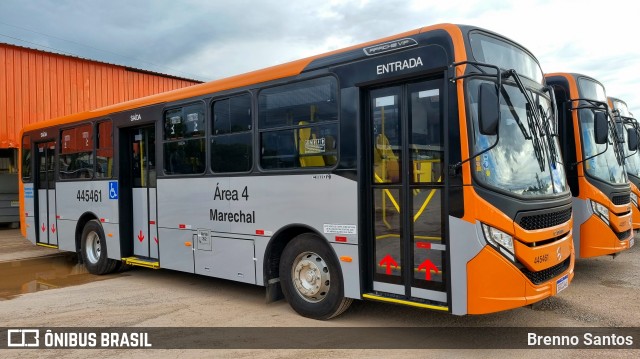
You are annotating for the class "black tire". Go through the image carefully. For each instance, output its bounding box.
[279,233,352,320]
[80,219,118,275]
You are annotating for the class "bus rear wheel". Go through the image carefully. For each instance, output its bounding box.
[81,219,118,275]
[279,233,352,320]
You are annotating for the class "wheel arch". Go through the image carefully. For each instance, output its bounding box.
[75,211,100,258]
[263,224,337,301]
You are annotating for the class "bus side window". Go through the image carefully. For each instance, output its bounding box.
[59,124,94,180]
[261,131,295,169]
[163,103,206,175]
[258,77,339,170]
[211,94,253,173]
[96,120,113,178]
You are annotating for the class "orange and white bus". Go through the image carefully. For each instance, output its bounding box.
[546,73,634,257]
[609,96,640,233]
[20,24,574,319]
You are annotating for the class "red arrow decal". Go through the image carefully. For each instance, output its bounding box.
[41,223,46,232]
[154,236,158,244]
[379,254,398,275]
[418,259,439,281]
[138,230,145,242]
[51,224,56,234]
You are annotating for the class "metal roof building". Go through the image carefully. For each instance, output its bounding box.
[0,42,202,149]
[0,42,202,224]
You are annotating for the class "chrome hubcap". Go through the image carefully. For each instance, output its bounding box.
[292,251,330,303]
[86,231,101,264]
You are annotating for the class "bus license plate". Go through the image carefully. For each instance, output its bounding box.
[630,238,635,248]
[556,274,569,294]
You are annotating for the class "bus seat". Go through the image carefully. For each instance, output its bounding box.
[374,133,399,182]
[297,122,325,167]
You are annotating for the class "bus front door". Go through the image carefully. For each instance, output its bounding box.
[367,79,448,309]
[35,141,57,246]
[130,126,158,260]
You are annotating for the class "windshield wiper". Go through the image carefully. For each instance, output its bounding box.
[500,87,532,140]
[501,69,546,172]
[538,102,561,166]
[610,118,625,166]
[599,106,625,166]
[527,103,546,171]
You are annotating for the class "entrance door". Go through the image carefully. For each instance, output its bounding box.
[368,78,448,306]
[129,126,158,259]
[36,141,57,246]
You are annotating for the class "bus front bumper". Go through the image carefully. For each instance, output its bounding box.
[579,215,633,258]
[466,245,574,314]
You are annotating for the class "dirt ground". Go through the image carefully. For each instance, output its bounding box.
[0,227,638,358]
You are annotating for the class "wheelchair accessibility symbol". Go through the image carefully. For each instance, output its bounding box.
[109,181,118,199]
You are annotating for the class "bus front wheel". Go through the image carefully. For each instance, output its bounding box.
[81,219,118,275]
[279,233,352,320]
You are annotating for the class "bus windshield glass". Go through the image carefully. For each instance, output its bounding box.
[623,120,640,178]
[579,110,627,184]
[578,78,607,103]
[577,79,627,185]
[469,33,543,82]
[612,99,640,178]
[612,99,632,117]
[467,79,567,197]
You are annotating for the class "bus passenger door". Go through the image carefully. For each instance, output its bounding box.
[130,126,158,260]
[367,78,448,309]
[36,141,57,246]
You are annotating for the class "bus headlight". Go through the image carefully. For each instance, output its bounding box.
[481,223,514,257]
[631,192,638,207]
[590,200,610,225]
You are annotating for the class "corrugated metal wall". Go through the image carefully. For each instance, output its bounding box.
[0,43,201,148]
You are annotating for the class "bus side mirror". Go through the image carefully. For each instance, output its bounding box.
[628,128,639,151]
[594,112,608,145]
[479,82,499,135]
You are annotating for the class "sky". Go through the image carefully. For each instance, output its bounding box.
[1,0,638,113]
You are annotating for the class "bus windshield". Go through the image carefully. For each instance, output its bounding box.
[467,79,567,197]
[579,110,627,184]
[613,99,640,177]
[469,33,543,83]
[623,119,640,178]
[612,99,632,117]
[577,79,627,185]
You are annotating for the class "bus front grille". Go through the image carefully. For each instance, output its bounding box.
[520,257,570,285]
[612,194,631,205]
[518,208,572,230]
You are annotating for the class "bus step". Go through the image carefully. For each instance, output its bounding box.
[36,243,59,249]
[122,256,160,269]
[362,293,448,312]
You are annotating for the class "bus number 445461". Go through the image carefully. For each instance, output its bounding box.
[77,189,102,202]
[534,254,549,264]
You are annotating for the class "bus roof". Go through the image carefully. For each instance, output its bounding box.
[21,23,464,135]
